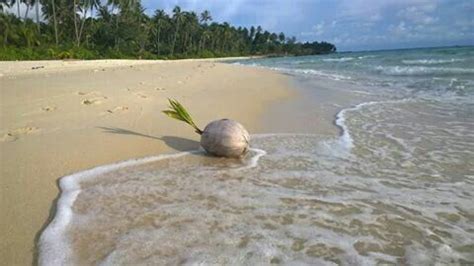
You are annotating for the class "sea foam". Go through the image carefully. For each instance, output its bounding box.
[38,149,265,266]
[38,151,196,265]
[402,58,465,65]
[375,65,474,76]
[322,57,355,62]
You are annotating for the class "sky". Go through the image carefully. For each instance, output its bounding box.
[141,0,474,51]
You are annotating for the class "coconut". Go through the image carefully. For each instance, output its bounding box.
[200,119,249,157]
[163,99,250,158]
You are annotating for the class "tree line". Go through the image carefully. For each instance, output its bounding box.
[0,0,336,60]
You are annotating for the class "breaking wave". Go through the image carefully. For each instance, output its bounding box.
[322,57,355,62]
[375,65,474,76]
[402,58,465,65]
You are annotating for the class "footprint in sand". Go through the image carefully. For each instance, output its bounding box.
[135,92,148,99]
[1,126,40,142]
[41,106,57,112]
[76,91,97,96]
[155,87,166,91]
[106,106,129,114]
[82,96,107,105]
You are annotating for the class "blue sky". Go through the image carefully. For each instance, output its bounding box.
[142,0,474,51]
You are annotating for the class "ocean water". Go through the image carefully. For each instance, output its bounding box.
[40,47,474,265]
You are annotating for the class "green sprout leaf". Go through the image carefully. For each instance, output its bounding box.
[163,98,203,134]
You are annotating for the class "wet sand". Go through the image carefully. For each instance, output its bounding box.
[0,59,295,265]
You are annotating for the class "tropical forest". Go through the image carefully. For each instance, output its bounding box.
[0,0,337,60]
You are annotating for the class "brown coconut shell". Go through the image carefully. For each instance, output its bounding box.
[200,119,249,158]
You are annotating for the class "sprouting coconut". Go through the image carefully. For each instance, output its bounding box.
[163,99,249,158]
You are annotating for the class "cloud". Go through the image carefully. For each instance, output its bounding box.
[305,0,473,50]
[141,0,473,51]
[144,0,307,32]
[391,21,407,35]
[300,21,328,37]
[312,22,325,36]
[397,4,438,25]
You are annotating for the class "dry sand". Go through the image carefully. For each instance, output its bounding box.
[0,59,294,265]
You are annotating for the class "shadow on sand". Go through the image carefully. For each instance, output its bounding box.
[98,126,201,152]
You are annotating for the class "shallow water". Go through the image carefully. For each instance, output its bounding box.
[39,133,473,265]
[40,47,474,265]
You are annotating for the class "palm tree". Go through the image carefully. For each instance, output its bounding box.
[0,0,12,11]
[182,11,198,54]
[200,10,211,24]
[221,22,231,52]
[198,10,211,53]
[51,0,58,45]
[19,20,37,47]
[249,26,255,41]
[278,32,285,43]
[39,0,59,45]
[0,1,4,12]
[72,0,80,46]
[0,13,19,46]
[151,9,167,55]
[106,0,139,48]
[34,0,39,31]
[76,0,100,47]
[22,0,34,21]
[199,29,210,52]
[170,5,183,56]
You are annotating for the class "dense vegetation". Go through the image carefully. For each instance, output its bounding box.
[0,0,336,60]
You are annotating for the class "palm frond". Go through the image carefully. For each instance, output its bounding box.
[162,98,203,134]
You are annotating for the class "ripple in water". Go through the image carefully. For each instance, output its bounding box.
[40,103,474,265]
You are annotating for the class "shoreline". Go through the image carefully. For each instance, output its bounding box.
[0,57,265,77]
[0,59,295,265]
[261,72,372,137]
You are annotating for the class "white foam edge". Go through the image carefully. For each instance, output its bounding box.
[38,145,270,266]
[252,133,323,139]
[333,98,414,151]
[334,101,377,149]
[237,148,266,170]
[231,62,353,81]
[38,151,199,265]
[254,99,412,156]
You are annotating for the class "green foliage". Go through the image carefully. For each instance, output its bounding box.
[0,1,336,60]
[198,50,216,58]
[56,50,71,59]
[163,99,203,135]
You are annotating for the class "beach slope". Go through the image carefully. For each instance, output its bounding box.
[0,59,293,265]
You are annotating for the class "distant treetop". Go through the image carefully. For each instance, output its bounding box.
[0,0,336,60]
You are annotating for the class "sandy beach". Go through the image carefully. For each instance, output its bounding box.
[0,59,294,265]
[1,0,471,262]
